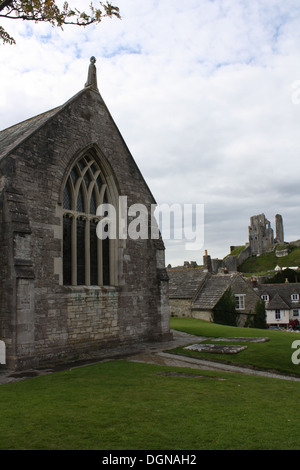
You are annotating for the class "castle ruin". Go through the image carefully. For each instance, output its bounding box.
[248,213,284,256]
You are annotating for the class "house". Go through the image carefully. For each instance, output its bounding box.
[257,283,300,327]
[191,273,260,326]
[168,268,207,317]
[168,268,260,326]
[0,58,170,370]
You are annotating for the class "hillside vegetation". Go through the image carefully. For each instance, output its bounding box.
[237,244,300,275]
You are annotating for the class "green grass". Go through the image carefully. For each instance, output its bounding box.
[238,244,300,274]
[1,318,300,450]
[0,359,300,450]
[170,317,300,376]
[223,245,245,259]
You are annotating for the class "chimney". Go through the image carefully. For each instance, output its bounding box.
[203,250,212,273]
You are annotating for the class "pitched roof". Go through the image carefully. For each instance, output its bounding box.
[0,107,61,160]
[267,293,290,310]
[257,283,300,309]
[0,89,90,161]
[192,274,232,310]
[167,268,207,299]
[0,85,157,206]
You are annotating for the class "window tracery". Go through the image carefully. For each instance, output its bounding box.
[62,152,110,286]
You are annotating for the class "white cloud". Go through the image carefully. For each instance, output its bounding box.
[1,0,300,266]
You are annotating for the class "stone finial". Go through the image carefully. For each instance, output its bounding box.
[85,56,98,90]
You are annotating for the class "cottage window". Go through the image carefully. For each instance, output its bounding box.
[62,152,112,286]
[291,294,299,302]
[293,309,299,317]
[275,310,281,320]
[261,294,269,302]
[235,294,245,310]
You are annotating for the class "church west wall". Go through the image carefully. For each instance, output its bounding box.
[0,88,170,370]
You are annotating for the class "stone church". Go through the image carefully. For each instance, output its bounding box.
[0,58,170,370]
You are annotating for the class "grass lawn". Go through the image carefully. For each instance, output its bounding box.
[170,317,300,376]
[0,360,300,450]
[0,319,300,450]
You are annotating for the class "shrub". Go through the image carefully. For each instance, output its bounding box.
[251,299,267,329]
[212,287,237,326]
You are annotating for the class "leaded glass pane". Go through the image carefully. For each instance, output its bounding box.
[96,175,102,193]
[90,188,97,215]
[63,216,72,285]
[90,220,98,285]
[70,168,78,184]
[77,218,85,285]
[77,159,84,171]
[84,171,91,190]
[76,184,85,212]
[102,236,110,286]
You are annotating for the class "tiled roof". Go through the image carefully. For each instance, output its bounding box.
[0,88,87,161]
[0,107,62,160]
[192,274,232,310]
[267,293,290,310]
[257,283,300,309]
[167,268,207,299]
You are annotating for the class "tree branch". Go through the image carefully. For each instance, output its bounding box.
[0,1,120,44]
[0,0,13,12]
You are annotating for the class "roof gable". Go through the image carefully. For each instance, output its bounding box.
[267,293,290,310]
[0,81,157,205]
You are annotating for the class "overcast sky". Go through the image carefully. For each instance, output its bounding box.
[1,0,300,267]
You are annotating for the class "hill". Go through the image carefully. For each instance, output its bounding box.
[236,244,300,276]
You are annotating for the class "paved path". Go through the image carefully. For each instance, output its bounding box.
[125,330,300,382]
[1,330,300,384]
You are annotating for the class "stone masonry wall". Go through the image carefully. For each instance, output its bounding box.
[169,299,191,318]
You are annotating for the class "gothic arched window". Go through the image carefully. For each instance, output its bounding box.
[62,152,111,286]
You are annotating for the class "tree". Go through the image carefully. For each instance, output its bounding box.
[0,0,120,45]
[252,299,267,329]
[212,287,237,327]
[264,268,300,284]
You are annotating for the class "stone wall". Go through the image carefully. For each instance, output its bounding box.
[169,299,191,318]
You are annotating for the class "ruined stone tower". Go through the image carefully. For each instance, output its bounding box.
[248,214,274,255]
[275,214,284,243]
[248,213,284,256]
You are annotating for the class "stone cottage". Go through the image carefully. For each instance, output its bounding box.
[0,58,170,370]
[191,273,260,325]
[168,268,207,318]
[168,268,260,326]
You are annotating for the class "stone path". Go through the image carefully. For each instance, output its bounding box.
[1,330,300,384]
[125,330,300,382]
